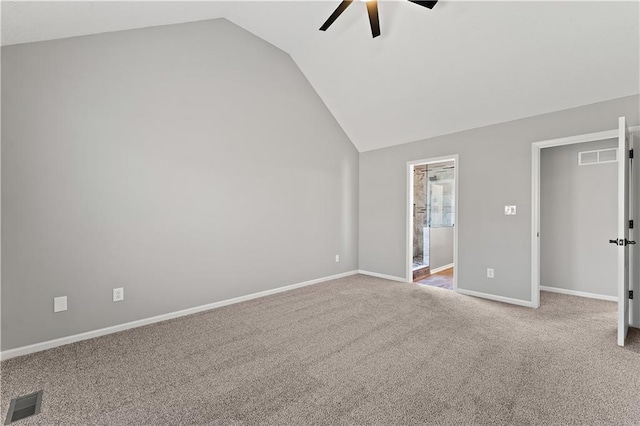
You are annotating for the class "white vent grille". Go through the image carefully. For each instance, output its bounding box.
[578,148,617,166]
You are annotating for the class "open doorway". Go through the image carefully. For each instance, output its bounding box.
[531,118,637,346]
[539,139,619,301]
[407,156,458,291]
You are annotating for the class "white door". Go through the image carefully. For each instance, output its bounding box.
[617,116,631,346]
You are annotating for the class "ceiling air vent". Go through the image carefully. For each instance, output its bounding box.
[578,148,617,166]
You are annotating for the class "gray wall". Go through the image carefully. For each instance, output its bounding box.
[429,227,454,271]
[540,139,618,297]
[359,95,639,302]
[1,19,359,351]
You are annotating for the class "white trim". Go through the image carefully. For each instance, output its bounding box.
[0,270,358,361]
[357,270,407,283]
[540,286,617,302]
[531,141,541,308]
[456,288,534,308]
[406,155,459,291]
[531,125,640,310]
[429,263,454,274]
[532,129,619,149]
[630,133,637,328]
[618,117,630,346]
[453,160,459,293]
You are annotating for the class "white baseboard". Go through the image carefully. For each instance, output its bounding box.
[0,270,358,361]
[456,288,535,308]
[540,286,617,302]
[430,263,454,274]
[357,270,409,283]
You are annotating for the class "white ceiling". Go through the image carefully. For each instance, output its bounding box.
[2,1,639,152]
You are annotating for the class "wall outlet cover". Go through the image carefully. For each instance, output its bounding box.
[335,254,340,263]
[53,296,67,313]
[113,287,124,302]
[487,268,495,278]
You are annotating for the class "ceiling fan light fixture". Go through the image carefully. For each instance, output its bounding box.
[320,0,437,38]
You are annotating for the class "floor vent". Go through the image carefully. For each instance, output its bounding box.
[4,390,43,424]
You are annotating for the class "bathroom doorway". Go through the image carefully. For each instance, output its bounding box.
[407,156,458,290]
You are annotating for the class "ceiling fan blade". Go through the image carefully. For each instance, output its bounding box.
[320,1,354,31]
[366,1,381,38]
[407,1,438,9]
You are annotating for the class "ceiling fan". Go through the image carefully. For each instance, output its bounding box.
[319,0,438,38]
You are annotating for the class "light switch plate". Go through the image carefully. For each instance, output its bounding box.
[54,296,67,313]
[504,205,517,215]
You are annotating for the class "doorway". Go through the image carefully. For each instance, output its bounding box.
[407,156,458,291]
[531,118,637,346]
[539,139,619,301]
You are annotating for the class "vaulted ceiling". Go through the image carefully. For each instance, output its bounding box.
[2,1,639,152]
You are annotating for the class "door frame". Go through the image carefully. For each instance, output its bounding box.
[406,154,459,290]
[531,125,639,309]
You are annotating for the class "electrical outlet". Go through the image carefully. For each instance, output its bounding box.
[335,254,340,263]
[54,296,67,313]
[113,287,124,302]
[487,268,495,278]
[504,205,517,215]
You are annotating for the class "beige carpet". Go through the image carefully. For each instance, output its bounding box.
[2,274,640,425]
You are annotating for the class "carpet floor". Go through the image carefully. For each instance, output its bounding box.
[2,274,640,425]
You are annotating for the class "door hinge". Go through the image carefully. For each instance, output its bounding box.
[631,220,635,229]
[630,149,634,159]
[630,290,634,300]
